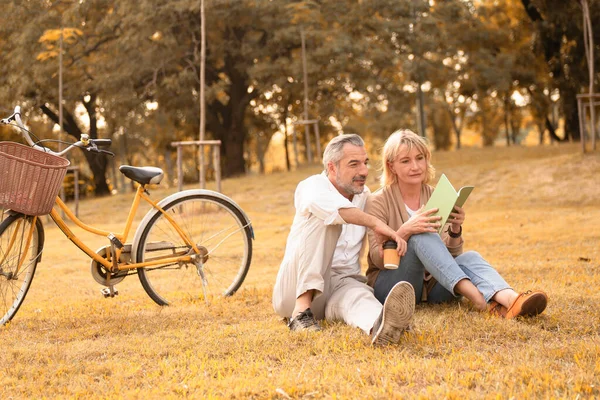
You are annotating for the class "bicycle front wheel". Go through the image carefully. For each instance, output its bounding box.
[0,213,44,326]
[136,193,252,305]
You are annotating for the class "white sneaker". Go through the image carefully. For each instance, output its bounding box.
[371,281,415,346]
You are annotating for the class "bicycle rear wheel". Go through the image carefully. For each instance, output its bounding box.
[136,193,252,305]
[0,213,44,326]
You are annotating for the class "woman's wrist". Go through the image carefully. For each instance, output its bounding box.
[448,225,462,238]
[398,225,411,241]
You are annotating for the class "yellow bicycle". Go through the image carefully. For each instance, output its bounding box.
[0,106,254,325]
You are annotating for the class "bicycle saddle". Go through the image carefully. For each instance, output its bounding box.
[119,165,164,185]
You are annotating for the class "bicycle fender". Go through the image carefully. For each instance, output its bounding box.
[130,189,253,263]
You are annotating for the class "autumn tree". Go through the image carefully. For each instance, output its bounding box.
[519,0,600,141]
[0,0,122,195]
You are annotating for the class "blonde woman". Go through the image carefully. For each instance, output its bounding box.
[365,129,547,318]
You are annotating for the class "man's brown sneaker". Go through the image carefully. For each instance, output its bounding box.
[371,281,415,346]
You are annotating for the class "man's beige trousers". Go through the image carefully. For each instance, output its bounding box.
[272,215,382,334]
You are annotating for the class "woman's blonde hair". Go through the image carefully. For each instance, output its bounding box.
[380,129,435,187]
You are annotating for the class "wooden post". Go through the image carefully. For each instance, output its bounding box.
[591,102,597,152]
[582,0,596,150]
[314,122,321,160]
[199,0,207,188]
[292,126,299,167]
[213,145,221,193]
[416,80,426,137]
[177,145,183,191]
[284,114,291,171]
[593,100,598,151]
[301,29,313,163]
[58,24,66,218]
[583,101,588,147]
[119,128,128,192]
[304,122,312,163]
[73,167,79,218]
[578,96,585,153]
[588,101,596,151]
[110,157,119,192]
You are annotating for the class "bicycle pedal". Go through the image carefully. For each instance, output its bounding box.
[100,287,119,298]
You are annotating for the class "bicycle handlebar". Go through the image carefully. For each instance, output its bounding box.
[93,139,112,147]
[1,105,113,157]
[88,147,115,157]
[0,106,21,125]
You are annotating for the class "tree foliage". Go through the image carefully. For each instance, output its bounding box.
[0,0,594,193]
[520,0,600,141]
[0,0,122,195]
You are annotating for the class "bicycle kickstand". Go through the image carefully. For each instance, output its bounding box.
[195,260,209,306]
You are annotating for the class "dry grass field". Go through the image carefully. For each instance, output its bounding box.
[1,142,600,399]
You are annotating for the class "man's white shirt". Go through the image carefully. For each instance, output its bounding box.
[281,173,370,276]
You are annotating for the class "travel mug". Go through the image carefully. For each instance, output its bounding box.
[383,240,400,269]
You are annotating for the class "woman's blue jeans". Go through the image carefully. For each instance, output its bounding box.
[373,233,511,305]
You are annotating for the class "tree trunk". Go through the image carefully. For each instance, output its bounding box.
[283,100,291,171]
[82,94,110,195]
[562,87,581,141]
[481,109,495,147]
[258,155,265,174]
[538,123,545,145]
[284,126,291,172]
[164,147,174,187]
[504,98,511,146]
[545,117,562,142]
[222,129,246,176]
[220,103,248,176]
[40,101,110,196]
[110,158,119,192]
[510,120,519,144]
[208,52,257,177]
[431,103,451,150]
[520,0,579,142]
[455,129,462,149]
[509,105,519,144]
[83,150,110,195]
[446,103,463,150]
[416,81,426,137]
[256,133,266,174]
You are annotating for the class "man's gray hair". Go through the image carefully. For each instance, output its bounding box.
[322,133,365,170]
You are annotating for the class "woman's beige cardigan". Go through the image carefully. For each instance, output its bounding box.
[365,183,464,296]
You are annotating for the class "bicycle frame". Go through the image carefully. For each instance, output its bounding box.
[48,184,201,271]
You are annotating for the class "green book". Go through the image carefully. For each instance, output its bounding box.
[424,174,474,234]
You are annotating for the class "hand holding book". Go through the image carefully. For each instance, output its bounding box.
[448,204,465,237]
[424,174,474,235]
[397,205,442,239]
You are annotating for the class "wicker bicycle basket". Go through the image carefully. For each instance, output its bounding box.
[0,141,70,216]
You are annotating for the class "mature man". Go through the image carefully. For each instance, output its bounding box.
[272,134,416,346]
